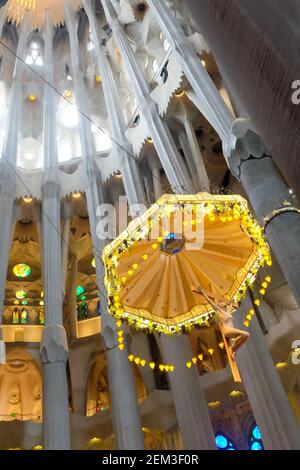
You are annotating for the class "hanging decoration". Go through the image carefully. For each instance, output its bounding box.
[103,193,271,336]
[13,263,31,278]
[243,275,272,328]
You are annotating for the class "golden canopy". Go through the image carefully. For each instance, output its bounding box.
[4,0,82,29]
[103,194,271,335]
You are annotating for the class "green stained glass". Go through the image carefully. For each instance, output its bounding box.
[76,286,85,296]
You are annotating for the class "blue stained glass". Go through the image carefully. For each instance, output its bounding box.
[215,435,228,449]
[252,425,261,440]
[167,232,175,240]
[251,441,262,451]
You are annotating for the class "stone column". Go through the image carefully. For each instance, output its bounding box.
[61,203,71,299]
[183,120,210,192]
[65,253,78,340]
[159,335,216,449]
[0,17,29,326]
[178,132,199,192]
[65,3,144,449]
[226,119,300,307]
[40,326,70,450]
[101,0,193,194]
[234,296,300,450]
[147,154,162,200]
[40,11,71,450]
[84,0,146,207]
[147,0,234,142]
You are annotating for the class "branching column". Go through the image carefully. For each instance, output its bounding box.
[147,0,234,142]
[0,19,29,331]
[101,0,193,194]
[160,335,216,449]
[40,12,71,450]
[84,0,146,207]
[64,3,144,450]
[227,120,300,307]
[234,297,300,449]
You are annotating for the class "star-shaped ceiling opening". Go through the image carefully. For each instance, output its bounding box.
[4,0,82,29]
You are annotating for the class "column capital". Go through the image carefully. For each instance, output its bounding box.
[40,325,68,364]
[224,118,268,179]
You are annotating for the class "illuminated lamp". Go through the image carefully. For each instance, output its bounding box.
[95,75,102,83]
[23,197,33,203]
[28,94,37,103]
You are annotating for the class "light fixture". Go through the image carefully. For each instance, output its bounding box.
[23,197,33,203]
[92,258,96,268]
[201,59,206,67]
[28,94,37,103]
[95,75,102,83]
[39,301,44,306]
[63,90,73,99]
[13,263,31,278]
[72,192,81,199]
[175,89,185,97]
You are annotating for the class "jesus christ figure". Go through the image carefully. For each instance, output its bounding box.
[192,286,249,359]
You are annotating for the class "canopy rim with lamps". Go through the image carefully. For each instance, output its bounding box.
[102,193,271,336]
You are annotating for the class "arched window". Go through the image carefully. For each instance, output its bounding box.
[25,41,43,67]
[215,433,236,450]
[249,425,264,450]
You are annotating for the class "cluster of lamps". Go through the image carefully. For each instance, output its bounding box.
[128,353,175,373]
[185,342,224,368]
[243,276,272,328]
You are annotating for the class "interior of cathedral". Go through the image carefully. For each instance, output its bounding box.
[0,0,299,452]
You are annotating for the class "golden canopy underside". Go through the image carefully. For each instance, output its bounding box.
[4,0,82,29]
[103,194,270,334]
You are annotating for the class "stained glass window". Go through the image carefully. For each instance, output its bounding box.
[13,263,31,278]
[12,308,19,325]
[215,434,236,450]
[38,310,45,325]
[20,309,29,325]
[249,425,264,450]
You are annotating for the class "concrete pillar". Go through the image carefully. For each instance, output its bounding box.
[40,11,71,449]
[234,296,300,449]
[226,120,300,307]
[183,120,210,192]
[147,154,163,200]
[40,326,71,450]
[178,132,199,192]
[147,0,233,142]
[83,0,146,207]
[0,17,29,324]
[101,0,193,194]
[160,335,216,449]
[65,3,144,449]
